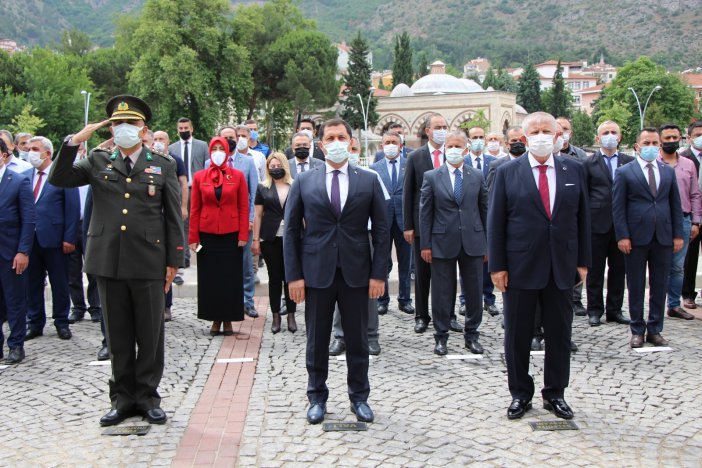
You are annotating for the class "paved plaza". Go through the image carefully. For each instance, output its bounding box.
[1,275,702,467]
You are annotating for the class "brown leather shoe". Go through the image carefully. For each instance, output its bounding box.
[683,298,697,309]
[630,335,644,348]
[668,307,695,320]
[646,334,669,346]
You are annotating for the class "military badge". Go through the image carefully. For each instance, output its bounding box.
[148,184,156,197]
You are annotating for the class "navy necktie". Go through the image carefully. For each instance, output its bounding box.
[454,168,462,203]
[390,159,397,190]
[604,155,615,179]
[124,156,132,175]
[331,170,341,217]
[475,157,481,170]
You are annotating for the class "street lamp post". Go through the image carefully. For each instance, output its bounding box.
[356,87,375,164]
[628,85,662,130]
[80,90,91,127]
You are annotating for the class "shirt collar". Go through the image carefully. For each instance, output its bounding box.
[445,161,463,171]
[471,152,482,160]
[0,164,6,180]
[326,162,349,175]
[601,151,619,159]
[35,161,52,174]
[637,156,658,170]
[691,146,701,157]
[428,141,444,154]
[528,153,555,169]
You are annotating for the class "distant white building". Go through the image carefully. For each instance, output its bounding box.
[0,39,24,54]
[462,57,491,81]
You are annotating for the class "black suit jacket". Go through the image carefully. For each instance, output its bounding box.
[583,151,635,234]
[403,144,437,236]
[255,183,288,242]
[679,147,700,176]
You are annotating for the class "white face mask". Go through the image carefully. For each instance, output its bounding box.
[432,129,447,145]
[113,124,143,149]
[486,141,500,152]
[153,141,166,152]
[384,144,399,158]
[527,134,555,158]
[300,129,314,141]
[18,150,28,161]
[445,147,465,165]
[324,141,350,164]
[237,136,249,151]
[28,151,44,168]
[562,131,571,143]
[554,136,564,154]
[348,152,360,165]
[211,150,226,166]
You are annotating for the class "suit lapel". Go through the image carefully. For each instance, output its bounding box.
[129,147,149,176]
[342,166,359,217]
[315,166,337,218]
[461,165,474,206]
[110,150,129,177]
[375,161,392,192]
[399,157,406,194]
[595,152,613,186]
[632,160,655,200]
[551,157,567,219]
[518,156,550,219]
[439,165,455,204]
[0,171,13,201]
[656,161,670,200]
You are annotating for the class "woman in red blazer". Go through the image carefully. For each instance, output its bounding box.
[189,137,249,336]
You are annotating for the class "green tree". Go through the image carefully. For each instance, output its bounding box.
[517,62,541,113]
[494,67,518,93]
[58,28,93,56]
[10,104,46,135]
[571,109,596,147]
[415,52,429,80]
[392,32,413,87]
[341,32,378,134]
[118,0,253,137]
[83,47,132,102]
[459,109,490,133]
[547,60,571,118]
[594,56,695,144]
[482,67,497,90]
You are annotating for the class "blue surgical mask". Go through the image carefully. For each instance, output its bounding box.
[470,139,484,153]
[639,146,660,162]
[600,134,619,149]
[250,130,259,141]
[324,141,349,164]
[445,147,465,165]
[113,124,143,149]
[348,152,360,165]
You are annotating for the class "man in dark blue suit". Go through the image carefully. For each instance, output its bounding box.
[23,137,80,341]
[420,131,488,355]
[612,127,684,348]
[370,131,413,316]
[489,112,591,421]
[373,122,411,163]
[0,140,36,364]
[285,118,389,425]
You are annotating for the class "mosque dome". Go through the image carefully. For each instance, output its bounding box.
[410,73,483,95]
[390,83,414,97]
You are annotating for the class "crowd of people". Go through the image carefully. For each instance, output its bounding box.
[0,93,700,427]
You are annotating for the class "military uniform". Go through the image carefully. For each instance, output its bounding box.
[48,96,183,421]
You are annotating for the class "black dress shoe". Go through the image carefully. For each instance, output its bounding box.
[68,310,85,324]
[100,408,134,426]
[287,315,298,333]
[5,347,25,364]
[173,275,184,286]
[142,408,167,424]
[271,312,281,334]
[25,329,43,340]
[57,328,72,340]
[245,306,259,318]
[458,304,466,316]
[398,303,415,315]
[377,304,388,315]
[449,318,462,332]
[485,304,500,316]
[465,339,484,354]
[667,307,695,320]
[507,398,532,419]
[414,318,428,333]
[306,402,326,424]
[588,315,601,327]
[573,303,587,316]
[543,398,574,419]
[90,312,101,323]
[368,342,381,355]
[530,337,542,351]
[606,312,631,324]
[329,338,346,356]
[434,336,448,356]
[350,401,374,422]
[97,345,109,361]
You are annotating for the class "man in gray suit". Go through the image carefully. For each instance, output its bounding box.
[288,132,323,178]
[419,130,488,355]
[168,117,207,268]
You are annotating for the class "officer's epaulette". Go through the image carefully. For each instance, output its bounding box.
[92,145,112,153]
[152,148,173,161]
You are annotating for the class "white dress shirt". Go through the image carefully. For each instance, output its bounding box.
[295,157,311,174]
[637,156,660,190]
[469,153,483,169]
[0,164,6,182]
[326,162,349,212]
[180,138,193,184]
[78,185,89,220]
[691,146,701,165]
[528,153,556,212]
[428,142,445,167]
[33,162,52,199]
[446,161,464,191]
[6,154,31,173]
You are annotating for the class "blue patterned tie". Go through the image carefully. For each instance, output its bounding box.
[454,168,462,203]
[390,159,397,190]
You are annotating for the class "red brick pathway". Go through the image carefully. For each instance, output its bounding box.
[172,296,269,467]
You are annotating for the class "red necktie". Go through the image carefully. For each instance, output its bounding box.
[433,149,441,168]
[33,171,44,201]
[538,165,551,218]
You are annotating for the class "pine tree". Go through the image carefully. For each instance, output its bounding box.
[341,32,378,132]
[415,52,429,80]
[549,59,571,117]
[517,62,541,113]
[482,67,497,89]
[392,32,413,87]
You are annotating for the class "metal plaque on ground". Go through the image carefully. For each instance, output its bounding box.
[103,425,151,436]
[529,420,579,431]
[322,422,368,432]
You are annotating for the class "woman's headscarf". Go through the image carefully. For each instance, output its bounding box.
[207,136,232,188]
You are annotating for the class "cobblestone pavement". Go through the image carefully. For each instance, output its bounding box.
[239,293,702,467]
[2,289,702,467]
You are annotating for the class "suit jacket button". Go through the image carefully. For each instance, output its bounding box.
[126,177,132,183]
[125,193,130,199]
[121,225,127,231]
[122,209,128,215]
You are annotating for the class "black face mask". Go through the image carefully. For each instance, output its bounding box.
[269,168,286,180]
[661,141,680,154]
[294,147,310,159]
[226,138,237,154]
[179,130,191,141]
[509,141,527,156]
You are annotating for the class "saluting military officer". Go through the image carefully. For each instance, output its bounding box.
[49,95,184,427]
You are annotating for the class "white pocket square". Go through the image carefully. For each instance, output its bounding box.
[565,183,575,186]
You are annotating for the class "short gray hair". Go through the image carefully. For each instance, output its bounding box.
[291,132,312,144]
[29,136,53,156]
[0,129,13,143]
[14,132,32,144]
[522,112,557,134]
[446,130,468,145]
[597,120,620,135]
[235,125,251,135]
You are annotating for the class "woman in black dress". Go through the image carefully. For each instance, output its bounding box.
[252,152,297,333]
[188,137,249,335]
